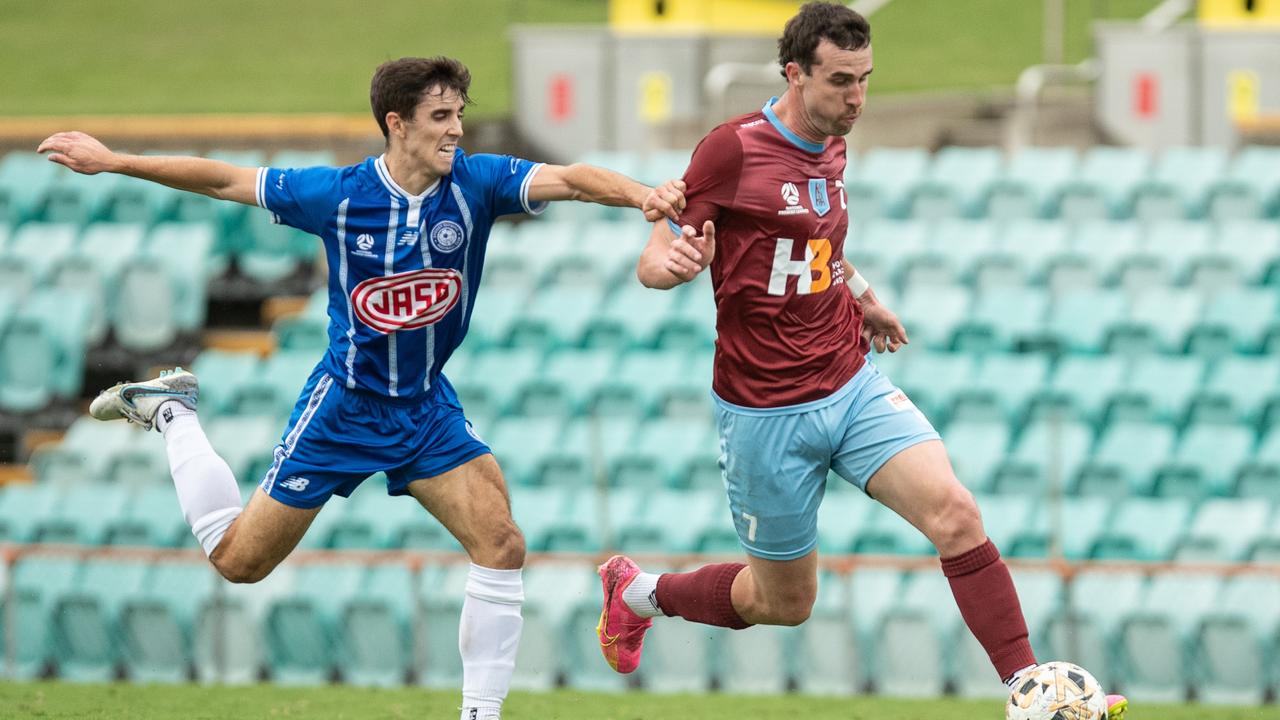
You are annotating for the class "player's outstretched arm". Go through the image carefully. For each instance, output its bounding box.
[637,220,715,290]
[37,131,259,206]
[527,163,686,222]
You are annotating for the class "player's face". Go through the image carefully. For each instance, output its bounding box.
[401,87,465,176]
[798,39,873,137]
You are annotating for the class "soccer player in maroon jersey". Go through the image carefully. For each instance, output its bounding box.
[594,3,1126,716]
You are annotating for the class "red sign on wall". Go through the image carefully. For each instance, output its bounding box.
[1134,72,1158,119]
[549,74,574,123]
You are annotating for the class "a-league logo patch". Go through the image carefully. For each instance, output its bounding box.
[429,220,465,253]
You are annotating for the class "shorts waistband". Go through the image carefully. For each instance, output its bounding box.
[711,361,873,418]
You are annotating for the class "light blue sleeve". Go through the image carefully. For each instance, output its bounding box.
[256,165,342,236]
[465,154,548,218]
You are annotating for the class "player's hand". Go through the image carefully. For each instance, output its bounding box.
[37,131,121,175]
[665,220,715,283]
[860,300,909,353]
[642,179,687,223]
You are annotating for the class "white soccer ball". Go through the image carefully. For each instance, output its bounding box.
[1005,661,1108,720]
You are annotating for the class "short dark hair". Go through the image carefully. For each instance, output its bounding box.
[777,2,871,78]
[370,56,473,139]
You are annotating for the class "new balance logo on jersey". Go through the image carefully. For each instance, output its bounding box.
[779,182,809,216]
[279,476,310,492]
[768,238,833,296]
[352,267,463,334]
[398,229,420,247]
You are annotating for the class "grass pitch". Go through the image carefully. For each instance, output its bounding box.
[1,683,1276,719]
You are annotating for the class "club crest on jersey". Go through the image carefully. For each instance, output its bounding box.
[429,220,466,253]
[351,267,463,334]
[809,178,830,216]
[779,182,809,216]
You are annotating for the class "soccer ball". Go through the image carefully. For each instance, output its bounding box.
[1005,661,1108,720]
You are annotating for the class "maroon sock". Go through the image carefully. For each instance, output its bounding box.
[940,539,1037,682]
[654,563,751,629]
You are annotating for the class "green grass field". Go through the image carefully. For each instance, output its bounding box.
[1,684,1276,720]
[1,0,1166,117]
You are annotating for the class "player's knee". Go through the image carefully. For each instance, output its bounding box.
[927,484,985,556]
[756,582,816,626]
[771,598,814,626]
[480,521,526,570]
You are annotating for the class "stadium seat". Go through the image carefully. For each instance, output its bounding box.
[191,349,263,417]
[622,488,729,554]
[0,151,60,224]
[1108,354,1203,426]
[339,563,413,686]
[50,222,145,344]
[488,416,563,487]
[1156,422,1254,497]
[1111,287,1199,354]
[854,500,934,556]
[1012,496,1110,560]
[910,147,1002,219]
[272,288,329,352]
[1039,289,1126,354]
[895,283,970,350]
[1,556,82,679]
[113,253,179,352]
[893,350,976,422]
[0,303,61,413]
[449,346,543,421]
[719,623,798,695]
[205,415,281,485]
[995,419,1093,495]
[30,416,140,486]
[1240,428,1280,500]
[845,148,930,219]
[952,287,1048,353]
[1223,146,1280,216]
[584,282,679,350]
[985,147,1078,219]
[265,563,366,685]
[509,285,604,349]
[1079,421,1177,497]
[120,562,218,683]
[0,222,78,299]
[107,484,193,548]
[1057,146,1150,220]
[1042,569,1146,690]
[518,564,600,691]
[414,563,471,689]
[1001,219,1070,286]
[1175,499,1271,562]
[1189,287,1279,355]
[1118,572,1221,702]
[195,564,296,684]
[0,482,61,544]
[875,570,960,697]
[510,347,617,419]
[52,559,150,681]
[634,563,720,693]
[231,350,317,417]
[592,348,687,418]
[1192,355,1280,426]
[950,352,1050,424]
[940,420,1010,492]
[612,417,718,490]
[1197,573,1280,704]
[534,416,635,488]
[1092,497,1192,561]
[33,482,130,546]
[794,571,862,695]
[149,222,217,330]
[1132,146,1227,221]
[972,494,1034,555]
[1036,354,1127,425]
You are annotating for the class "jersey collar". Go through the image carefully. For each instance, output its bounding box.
[375,154,442,201]
[762,97,826,154]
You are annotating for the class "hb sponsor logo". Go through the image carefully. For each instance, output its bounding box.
[351,267,463,334]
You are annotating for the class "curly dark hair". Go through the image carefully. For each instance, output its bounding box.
[370,56,473,139]
[777,2,872,78]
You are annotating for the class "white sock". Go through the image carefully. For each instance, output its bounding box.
[159,401,243,556]
[622,571,663,618]
[459,564,523,720]
[1004,663,1038,688]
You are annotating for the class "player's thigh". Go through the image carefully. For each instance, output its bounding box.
[716,405,829,562]
[405,453,524,568]
[214,488,321,581]
[864,440,984,555]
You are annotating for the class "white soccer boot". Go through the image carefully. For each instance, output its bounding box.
[89,367,200,431]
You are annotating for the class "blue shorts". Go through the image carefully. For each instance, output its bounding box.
[259,364,491,509]
[713,360,939,561]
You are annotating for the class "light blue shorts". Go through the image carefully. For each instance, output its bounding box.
[713,360,939,561]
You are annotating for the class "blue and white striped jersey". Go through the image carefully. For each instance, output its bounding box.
[256,151,546,401]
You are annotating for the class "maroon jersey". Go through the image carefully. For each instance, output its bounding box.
[678,100,867,408]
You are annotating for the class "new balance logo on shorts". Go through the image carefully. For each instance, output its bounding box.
[279,476,311,492]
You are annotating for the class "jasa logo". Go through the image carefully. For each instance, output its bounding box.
[351,268,462,334]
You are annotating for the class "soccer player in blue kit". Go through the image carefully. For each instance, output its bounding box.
[37,56,686,719]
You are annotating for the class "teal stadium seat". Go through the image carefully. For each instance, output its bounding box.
[413,563,470,689]
[1001,219,1070,287]
[1110,287,1199,355]
[50,222,144,345]
[112,252,179,351]
[265,563,365,685]
[1079,421,1177,497]
[508,285,604,349]
[985,147,1078,219]
[107,485,191,548]
[893,350,976,422]
[845,148,930,219]
[1240,428,1280,499]
[953,287,1048,353]
[340,563,413,686]
[205,415,281,485]
[33,482,129,545]
[1118,572,1222,702]
[232,350,317,417]
[941,420,1010,493]
[0,151,61,223]
[120,562,217,683]
[1125,220,1211,290]
[463,285,531,348]
[1156,422,1254,497]
[195,564,296,684]
[612,417,718,490]
[0,483,60,545]
[1223,145,1280,217]
[52,559,150,681]
[1057,146,1150,220]
[794,571,861,695]
[536,416,635,488]
[635,560,718,692]
[1043,569,1145,691]
[895,283,970,350]
[512,347,616,419]
[1049,220,1140,291]
[1012,496,1110,559]
[41,167,113,224]
[995,419,1092,495]
[1109,354,1204,426]
[1197,573,1280,704]
[909,147,1002,220]
[1175,498,1271,562]
[950,352,1050,424]
[815,491,874,553]
[518,564,599,691]
[273,288,329,352]
[0,222,77,300]
[148,222,217,330]
[1092,498,1191,560]
[972,494,1034,556]
[854,500,934,556]
[1034,354,1125,424]
[1216,220,1280,285]
[191,348,262,417]
[1132,146,1226,221]
[585,283,678,350]
[1189,287,1279,355]
[875,569,960,697]
[1,557,82,679]
[488,416,562,487]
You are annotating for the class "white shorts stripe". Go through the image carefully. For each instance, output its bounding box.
[260,374,334,496]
